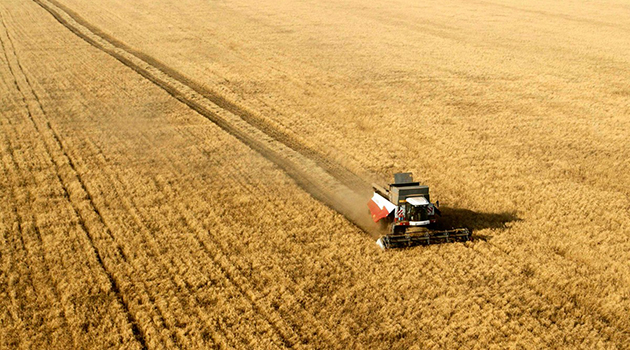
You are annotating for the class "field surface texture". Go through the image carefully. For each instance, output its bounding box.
[1,0,629,348]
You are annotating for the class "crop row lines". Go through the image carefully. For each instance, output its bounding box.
[0,15,81,346]
[0,13,149,347]
[75,135,251,349]
[1,77,147,347]
[0,122,64,347]
[137,125,339,347]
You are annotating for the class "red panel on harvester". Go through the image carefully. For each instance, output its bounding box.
[368,193,397,222]
[368,199,391,222]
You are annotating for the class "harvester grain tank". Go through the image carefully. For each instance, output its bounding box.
[368,172,471,249]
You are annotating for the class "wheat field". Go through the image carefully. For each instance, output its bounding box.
[1,0,629,348]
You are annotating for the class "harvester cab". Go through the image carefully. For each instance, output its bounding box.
[368,172,470,249]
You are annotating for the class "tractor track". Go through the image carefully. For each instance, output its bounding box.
[43,0,370,195]
[31,0,377,238]
[10,0,350,345]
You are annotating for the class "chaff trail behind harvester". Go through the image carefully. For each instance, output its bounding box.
[368,173,471,249]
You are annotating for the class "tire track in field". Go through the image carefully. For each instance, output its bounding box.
[32,0,379,239]
[39,0,370,195]
[0,13,148,349]
[4,4,307,341]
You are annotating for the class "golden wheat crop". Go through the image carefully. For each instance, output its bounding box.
[1,0,629,348]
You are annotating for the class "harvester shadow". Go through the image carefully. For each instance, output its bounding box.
[432,207,520,241]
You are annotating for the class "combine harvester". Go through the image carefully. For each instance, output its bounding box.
[368,173,471,249]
